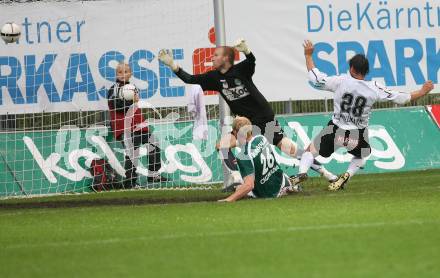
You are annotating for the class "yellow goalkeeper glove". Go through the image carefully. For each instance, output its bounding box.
[158,49,179,72]
[233,38,251,55]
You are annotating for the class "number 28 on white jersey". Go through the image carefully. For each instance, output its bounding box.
[308,68,411,129]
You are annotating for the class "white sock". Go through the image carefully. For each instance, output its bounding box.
[299,152,314,174]
[346,157,365,177]
[309,159,338,181]
[314,166,338,181]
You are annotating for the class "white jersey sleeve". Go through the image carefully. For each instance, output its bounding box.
[308,68,343,92]
[373,81,411,105]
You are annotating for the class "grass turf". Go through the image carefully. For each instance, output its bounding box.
[1,169,440,278]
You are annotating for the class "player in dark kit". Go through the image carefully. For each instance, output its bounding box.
[158,39,337,185]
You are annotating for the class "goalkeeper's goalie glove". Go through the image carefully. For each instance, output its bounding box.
[233,38,251,55]
[158,49,179,72]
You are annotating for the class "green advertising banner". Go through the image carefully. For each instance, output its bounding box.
[276,107,440,177]
[0,120,224,197]
[1,107,439,197]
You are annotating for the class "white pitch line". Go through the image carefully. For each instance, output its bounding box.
[3,219,438,250]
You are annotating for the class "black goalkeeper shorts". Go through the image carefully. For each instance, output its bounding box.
[253,119,285,146]
[313,120,371,158]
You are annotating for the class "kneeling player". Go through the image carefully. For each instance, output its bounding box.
[219,117,300,202]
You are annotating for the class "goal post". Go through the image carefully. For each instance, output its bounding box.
[213,0,233,189]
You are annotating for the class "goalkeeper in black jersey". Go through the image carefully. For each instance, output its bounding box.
[158,39,337,186]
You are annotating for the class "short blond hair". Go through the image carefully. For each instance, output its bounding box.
[116,61,131,71]
[232,116,252,137]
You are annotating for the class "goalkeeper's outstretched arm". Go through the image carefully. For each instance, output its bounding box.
[158,49,213,88]
[174,68,209,85]
[234,38,256,77]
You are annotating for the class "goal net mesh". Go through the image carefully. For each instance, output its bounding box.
[0,0,224,197]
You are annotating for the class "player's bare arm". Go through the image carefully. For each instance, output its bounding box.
[219,175,255,202]
[410,80,434,101]
[303,40,316,71]
[215,133,237,151]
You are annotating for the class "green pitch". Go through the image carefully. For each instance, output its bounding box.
[1,170,440,278]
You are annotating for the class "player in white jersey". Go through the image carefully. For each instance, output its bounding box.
[291,40,434,191]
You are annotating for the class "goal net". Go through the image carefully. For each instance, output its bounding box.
[0,0,225,197]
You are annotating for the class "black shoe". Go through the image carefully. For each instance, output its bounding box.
[147,175,169,183]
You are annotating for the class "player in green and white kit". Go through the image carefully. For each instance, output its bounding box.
[219,117,300,202]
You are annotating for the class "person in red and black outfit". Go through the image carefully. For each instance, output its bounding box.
[107,63,168,188]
